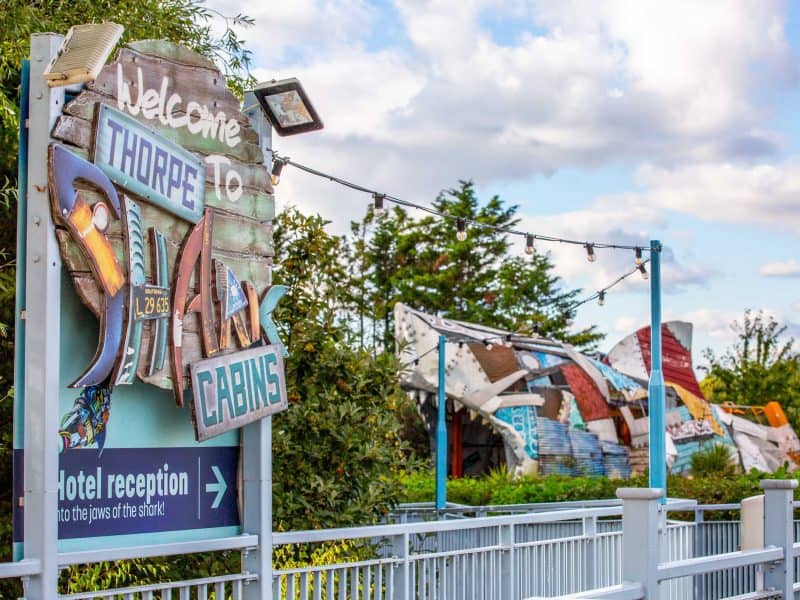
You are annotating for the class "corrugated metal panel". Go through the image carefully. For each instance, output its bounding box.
[636,324,705,399]
[560,363,612,422]
[536,417,572,455]
[601,441,632,478]
[569,430,605,476]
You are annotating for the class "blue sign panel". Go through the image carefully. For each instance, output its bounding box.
[92,103,205,223]
[15,446,237,541]
[14,279,240,555]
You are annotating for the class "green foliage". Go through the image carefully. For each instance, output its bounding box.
[271,208,418,531]
[701,310,800,429]
[347,181,603,352]
[401,470,798,517]
[690,443,739,478]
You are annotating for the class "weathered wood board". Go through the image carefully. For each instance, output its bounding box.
[51,40,277,395]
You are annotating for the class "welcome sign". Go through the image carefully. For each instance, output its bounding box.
[15,37,288,554]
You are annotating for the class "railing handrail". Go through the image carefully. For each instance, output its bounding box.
[58,534,259,566]
[394,497,696,515]
[656,546,783,581]
[0,558,41,579]
[274,504,623,545]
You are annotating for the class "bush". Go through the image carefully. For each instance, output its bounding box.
[401,469,798,514]
[690,443,739,477]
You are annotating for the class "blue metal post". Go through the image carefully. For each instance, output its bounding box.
[12,59,30,561]
[648,240,666,500]
[435,335,447,510]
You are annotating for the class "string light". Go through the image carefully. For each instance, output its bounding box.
[373,192,385,216]
[456,218,467,241]
[568,259,651,311]
[525,234,535,255]
[635,247,643,266]
[264,148,654,255]
[585,243,596,262]
[270,158,285,186]
[483,339,493,351]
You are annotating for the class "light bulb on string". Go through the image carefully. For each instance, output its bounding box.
[270,158,285,186]
[598,290,606,306]
[638,263,649,280]
[635,247,643,266]
[483,338,493,351]
[373,193,385,216]
[525,234,535,255]
[585,243,596,262]
[456,218,467,241]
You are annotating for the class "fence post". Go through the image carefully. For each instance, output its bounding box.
[617,487,664,599]
[500,523,515,599]
[761,479,796,596]
[392,532,410,600]
[693,508,705,599]
[583,515,597,589]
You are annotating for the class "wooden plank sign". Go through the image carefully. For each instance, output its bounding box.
[93,103,205,223]
[189,344,287,441]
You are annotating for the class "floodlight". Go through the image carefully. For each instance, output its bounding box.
[43,22,124,88]
[252,78,324,136]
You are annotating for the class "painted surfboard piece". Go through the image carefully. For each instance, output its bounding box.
[114,197,146,385]
[147,227,170,376]
[49,144,126,387]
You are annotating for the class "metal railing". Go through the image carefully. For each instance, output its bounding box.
[0,486,798,598]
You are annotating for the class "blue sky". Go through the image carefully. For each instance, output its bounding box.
[211,0,800,368]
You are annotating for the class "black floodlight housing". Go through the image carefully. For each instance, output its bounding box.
[252,78,324,137]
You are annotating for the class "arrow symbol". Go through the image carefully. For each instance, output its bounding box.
[205,465,227,509]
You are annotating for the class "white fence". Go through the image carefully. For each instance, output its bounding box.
[1,482,800,598]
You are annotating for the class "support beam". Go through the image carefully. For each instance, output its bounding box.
[648,240,666,500]
[435,335,447,510]
[23,33,64,600]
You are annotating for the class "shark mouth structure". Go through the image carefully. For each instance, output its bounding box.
[395,304,800,478]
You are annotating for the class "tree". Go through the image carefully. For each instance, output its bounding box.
[701,310,800,429]
[348,181,603,352]
[271,208,416,531]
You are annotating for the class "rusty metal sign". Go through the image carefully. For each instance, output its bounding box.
[189,343,288,441]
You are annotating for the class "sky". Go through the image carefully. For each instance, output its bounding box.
[209,0,800,369]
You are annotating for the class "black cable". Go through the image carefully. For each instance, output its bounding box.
[266,148,652,254]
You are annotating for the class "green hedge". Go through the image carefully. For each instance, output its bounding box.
[401,468,799,508]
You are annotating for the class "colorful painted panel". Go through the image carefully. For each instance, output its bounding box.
[560,363,611,422]
[496,406,539,459]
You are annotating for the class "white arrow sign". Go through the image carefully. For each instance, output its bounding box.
[205,465,227,509]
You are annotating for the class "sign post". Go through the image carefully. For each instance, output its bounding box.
[22,33,65,599]
[435,335,447,510]
[648,240,666,500]
[15,34,284,598]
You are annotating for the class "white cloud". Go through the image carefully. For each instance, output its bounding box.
[230,0,796,225]
[630,161,800,232]
[760,259,800,278]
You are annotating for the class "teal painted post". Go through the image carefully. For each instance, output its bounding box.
[648,240,666,500]
[12,60,29,561]
[435,335,447,510]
